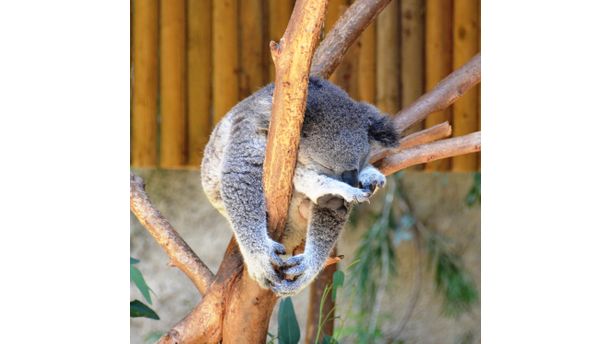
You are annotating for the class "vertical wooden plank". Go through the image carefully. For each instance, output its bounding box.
[213,0,239,124]
[132,0,159,167]
[424,0,452,171]
[452,0,480,171]
[400,0,424,117]
[239,0,265,99]
[332,3,359,98]
[376,0,400,114]
[267,0,293,81]
[325,0,346,85]
[357,23,376,104]
[400,0,425,170]
[160,0,187,168]
[187,0,212,166]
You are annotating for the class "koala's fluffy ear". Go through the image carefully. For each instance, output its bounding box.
[366,106,400,147]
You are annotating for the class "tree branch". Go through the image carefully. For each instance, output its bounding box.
[376,132,481,176]
[369,121,452,163]
[264,0,329,237]
[393,53,481,133]
[130,172,213,295]
[311,0,392,78]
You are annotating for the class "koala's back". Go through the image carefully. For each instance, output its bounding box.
[201,78,364,242]
[201,85,274,216]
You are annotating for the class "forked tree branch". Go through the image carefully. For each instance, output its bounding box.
[393,54,481,133]
[311,0,392,78]
[130,172,213,295]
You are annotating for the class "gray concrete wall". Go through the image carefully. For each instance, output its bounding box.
[130,170,480,343]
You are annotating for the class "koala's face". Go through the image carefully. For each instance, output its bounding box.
[297,78,400,186]
[298,113,370,184]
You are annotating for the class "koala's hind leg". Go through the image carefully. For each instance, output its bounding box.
[272,198,349,297]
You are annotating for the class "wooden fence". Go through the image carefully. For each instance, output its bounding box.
[130,0,480,171]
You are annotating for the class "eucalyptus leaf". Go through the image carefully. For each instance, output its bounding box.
[130,300,159,320]
[332,270,344,301]
[130,265,152,304]
[277,298,300,344]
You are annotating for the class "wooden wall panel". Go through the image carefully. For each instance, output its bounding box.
[213,0,239,124]
[400,0,425,170]
[376,0,400,114]
[130,1,480,171]
[239,0,266,98]
[160,0,187,168]
[325,0,347,85]
[357,24,376,104]
[424,0,453,171]
[452,0,480,171]
[131,0,159,167]
[187,0,212,166]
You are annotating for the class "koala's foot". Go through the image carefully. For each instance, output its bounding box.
[358,166,386,193]
[244,239,287,290]
[271,254,318,297]
[316,194,348,216]
[316,183,371,205]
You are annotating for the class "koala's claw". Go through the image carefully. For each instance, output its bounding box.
[267,240,287,267]
[281,255,307,278]
[246,239,288,289]
[358,169,386,194]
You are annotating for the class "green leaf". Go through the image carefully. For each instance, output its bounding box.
[277,298,300,344]
[131,265,152,304]
[130,300,159,320]
[130,257,140,265]
[331,270,344,301]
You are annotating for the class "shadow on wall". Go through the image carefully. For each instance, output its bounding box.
[130,169,480,344]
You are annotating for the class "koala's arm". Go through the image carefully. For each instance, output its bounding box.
[293,163,387,203]
[273,199,349,297]
[219,115,286,289]
[293,165,371,204]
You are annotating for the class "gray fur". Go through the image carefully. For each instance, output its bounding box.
[201,77,399,296]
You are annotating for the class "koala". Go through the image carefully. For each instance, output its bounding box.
[201,77,399,297]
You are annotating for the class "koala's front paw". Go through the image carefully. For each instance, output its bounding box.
[245,239,286,290]
[317,184,371,205]
[358,167,386,193]
[271,254,318,297]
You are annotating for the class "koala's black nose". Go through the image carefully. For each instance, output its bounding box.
[341,169,359,187]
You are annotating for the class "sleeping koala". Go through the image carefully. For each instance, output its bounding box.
[201,77,399,297]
